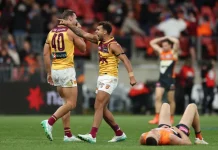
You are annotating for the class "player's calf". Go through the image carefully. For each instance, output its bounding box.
[45,101,76,128]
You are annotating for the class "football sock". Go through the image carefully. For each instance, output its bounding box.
[111,124,123,136]
[155,113,159,119]
[90,127,98,138]
[195,131,203,140]
[48,115,57,126]
[171,115,174,120]
[64,127,72,137]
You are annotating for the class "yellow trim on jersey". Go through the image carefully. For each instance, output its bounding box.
[103,37,114,44]
[98,37,115,45]
[98,41,101,45]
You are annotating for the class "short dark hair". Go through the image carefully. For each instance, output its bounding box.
[162,39,173,47]
[145,137,158,146]
[61,9,76,20]
[98,21,112,34]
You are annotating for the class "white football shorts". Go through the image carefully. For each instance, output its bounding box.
[51,67,77,87]
[96,75,118,95]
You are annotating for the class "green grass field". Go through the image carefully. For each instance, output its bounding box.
[0,115,217,150]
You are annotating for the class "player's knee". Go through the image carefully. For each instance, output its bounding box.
[155,95,162,101]
[188,103,197,110]
[103,108,106,114]
[94,102,104,110]
[168,99,175,104]
[67,101,76,110]
[162,103,170,108]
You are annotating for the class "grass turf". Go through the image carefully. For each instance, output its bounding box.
[0,115,217,150]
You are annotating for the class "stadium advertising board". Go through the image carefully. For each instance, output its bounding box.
[0,83,63,114]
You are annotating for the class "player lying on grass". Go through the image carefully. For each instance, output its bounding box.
[140,103,208,145]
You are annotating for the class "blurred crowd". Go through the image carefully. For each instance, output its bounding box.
[0,0,217,114]
[0,0,218,82]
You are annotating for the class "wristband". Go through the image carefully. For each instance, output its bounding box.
[129,72,134,77]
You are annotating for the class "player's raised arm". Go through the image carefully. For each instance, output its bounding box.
[68,22,86,53]
[167,36,179,53]
[150,37,167,53]
[73,33,86,53]
[59,19,99,44]
[110,43,137,86]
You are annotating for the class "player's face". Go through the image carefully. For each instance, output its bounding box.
[95,25,105,41]
[162,42,171,51]
[67,14,78,26]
